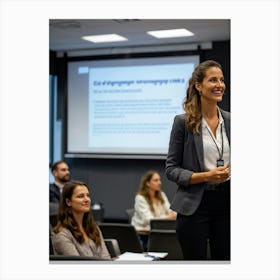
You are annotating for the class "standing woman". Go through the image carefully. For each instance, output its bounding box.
[166,60,230,260]
[51,181,110,259]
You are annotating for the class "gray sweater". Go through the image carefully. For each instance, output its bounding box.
[51,227,110,260]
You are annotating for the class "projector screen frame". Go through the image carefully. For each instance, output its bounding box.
[65,50,201,159]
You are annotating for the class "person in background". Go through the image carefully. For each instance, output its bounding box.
[131,170,176,232]
[51,180,110,259]
[166,60,230,260]
[49,160,71,203]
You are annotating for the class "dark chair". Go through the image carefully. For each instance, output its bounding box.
[150,219,176,230]
[104,239,121,259]
[207,238,211,260]
[49,214,58,228]
[91,208,104,223]
[49,202,59,215]
[49,224,54,255]
[99,223,143,254]
[49,202,59,228]
[147,229,183,260]
[125,208,135,223]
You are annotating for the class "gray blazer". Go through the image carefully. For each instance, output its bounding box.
[51,227,110,259]
[165,109,230,216]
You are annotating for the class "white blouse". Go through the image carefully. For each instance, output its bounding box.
[131,192,171,231]
[202,107,230,171]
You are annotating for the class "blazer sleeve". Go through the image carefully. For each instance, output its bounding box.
[165,114,194,187]
[51,229,80,256]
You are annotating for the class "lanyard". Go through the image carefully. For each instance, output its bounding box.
[206,123,224,160]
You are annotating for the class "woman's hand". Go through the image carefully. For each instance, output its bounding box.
[190,166,230,185]
[166,211,177,219]
[206,166,230,183]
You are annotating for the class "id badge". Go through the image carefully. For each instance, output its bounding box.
[217,159,224,167]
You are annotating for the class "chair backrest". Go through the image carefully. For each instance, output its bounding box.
[125,208,135,223]
[49,202,59,228]
[99,223,143,254]
[49,224,54,255]
[150,219,176,230]
[104,239,121,258]
[49,202,59,215]
[147,229,183,260]
[50,214,58,228]
[91,208,104,223]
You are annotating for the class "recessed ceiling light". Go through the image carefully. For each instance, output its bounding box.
[147,28,194,38]
[82,34,128,43]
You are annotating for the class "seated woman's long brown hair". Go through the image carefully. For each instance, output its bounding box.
[53,181,101,246]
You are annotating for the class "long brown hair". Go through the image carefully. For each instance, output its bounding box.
[184,60,223,134]
[53,181,101,246]
[137,170,164,213]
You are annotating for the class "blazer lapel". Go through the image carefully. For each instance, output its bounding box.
[221,111,230,144]
[193,127,204,171]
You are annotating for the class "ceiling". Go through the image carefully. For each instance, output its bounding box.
[49,19,230,54]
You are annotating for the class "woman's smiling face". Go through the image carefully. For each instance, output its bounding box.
[196,66,226,103]
[66,185,91,214]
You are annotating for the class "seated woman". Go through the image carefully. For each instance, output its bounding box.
[131,170,176,232]
[51,180,110,259]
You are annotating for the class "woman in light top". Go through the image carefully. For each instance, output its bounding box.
[51,181,110,259]
[131,170,176,231]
